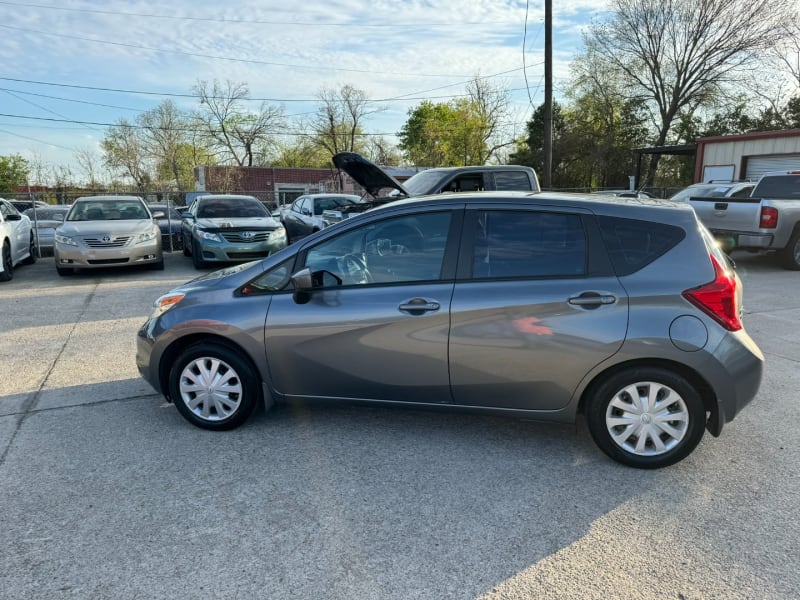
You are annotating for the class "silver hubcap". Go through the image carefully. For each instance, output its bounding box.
[605,381,689,456]
[178,357,243,421]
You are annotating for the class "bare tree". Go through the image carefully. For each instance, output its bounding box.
[587,0,792,184]
[193,80,285,167]
[74,147,102,191]
[464,77,514,164]
[311,84,383,157]
[101,119,153,193]
[139,100,189,191]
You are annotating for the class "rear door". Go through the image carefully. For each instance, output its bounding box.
[449,206,628,410]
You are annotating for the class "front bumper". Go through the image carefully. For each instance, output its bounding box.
[55,239,162,268]
[195,233,287,263]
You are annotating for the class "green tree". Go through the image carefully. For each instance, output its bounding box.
[0,154,29,193]
[508,102,569,186]
[398,78,513,166]
[101,119,153,192]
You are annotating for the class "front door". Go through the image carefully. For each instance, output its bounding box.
[265,210,460,404]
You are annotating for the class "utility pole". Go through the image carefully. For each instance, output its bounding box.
[543,0,553,189]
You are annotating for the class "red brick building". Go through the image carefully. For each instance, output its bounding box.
[193,165,360,205]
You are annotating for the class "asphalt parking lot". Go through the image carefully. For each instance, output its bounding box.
[1,251,798,599]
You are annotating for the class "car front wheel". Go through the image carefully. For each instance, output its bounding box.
[168,343,260,430]
[586,368,706,468]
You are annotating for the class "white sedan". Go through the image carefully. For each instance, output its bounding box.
[0,198,36,282]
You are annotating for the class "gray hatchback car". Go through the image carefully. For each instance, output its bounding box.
[137,192,763,468]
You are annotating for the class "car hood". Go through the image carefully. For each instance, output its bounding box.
[332,152,410,198]
[194,216,281,230]
[57,220,156,236]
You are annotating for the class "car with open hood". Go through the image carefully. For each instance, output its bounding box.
[181,194,287,269]
[54,195,163,275]
[321,152,540,225]
[137,190,763,469]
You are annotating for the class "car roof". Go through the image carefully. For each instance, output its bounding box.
[75,195,145,203]
[375,190,691,219]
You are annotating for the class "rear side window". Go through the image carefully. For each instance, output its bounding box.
[472,210,586,278]
[493,171,534,191]
[597,216,685,276]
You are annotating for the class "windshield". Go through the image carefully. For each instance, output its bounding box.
[402,170,447,195]
[67,200,149,221]
[197,198,269,218]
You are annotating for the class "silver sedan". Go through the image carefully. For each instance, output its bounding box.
[55,195,163,275]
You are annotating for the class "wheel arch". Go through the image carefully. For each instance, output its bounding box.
[577,358,719,435]
[158,333,264,406]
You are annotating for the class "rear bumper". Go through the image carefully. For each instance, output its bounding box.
[703,329,764,435]
[709,229,773,251]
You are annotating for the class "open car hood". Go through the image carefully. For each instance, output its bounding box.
[332,152,410,198]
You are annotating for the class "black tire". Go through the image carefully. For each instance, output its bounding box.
[778,229,800,270]
[0,242,12,282]
[56,265,74,276]
[191,240,206,269]
[182,233,191,257]
[586,367,706,469]
[149,255,165,270]
[168,343,260,430]
[22,233,37,265]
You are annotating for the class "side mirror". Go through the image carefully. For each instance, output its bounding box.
[291,268,342,304]
[151,210,166,219]
[180,211,194,220]
[291,268,314,304]
[5,213,21,221]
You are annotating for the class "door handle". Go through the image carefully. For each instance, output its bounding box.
[399,298,441,314]
[568,292,617,308]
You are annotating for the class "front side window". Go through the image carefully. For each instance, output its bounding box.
[472,210,587,278]
[304,212,453,286]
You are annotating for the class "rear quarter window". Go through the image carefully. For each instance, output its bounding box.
[493,171,534,191]
[597,216,685,276]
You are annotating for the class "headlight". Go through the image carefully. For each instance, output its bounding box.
[55,233,78,247]
[137,230,157,244]
[196,229,222,242]
[151,292,185,318]
[270,226,286,240]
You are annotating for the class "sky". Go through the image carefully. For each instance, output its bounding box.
[0,0,607,182]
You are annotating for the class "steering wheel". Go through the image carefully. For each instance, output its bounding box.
[337,253,373,284]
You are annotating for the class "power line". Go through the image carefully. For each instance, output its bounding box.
[0,0,519,28]
[0,23,485,78]
[0,112,528,137]
[0,66,545,107]
[0,127,77,151]
[0,87,141,112]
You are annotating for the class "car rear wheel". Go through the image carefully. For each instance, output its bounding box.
[586,367,706,468]
[0,242,12,281]
[168,343,259,430]
[778,230,800,270]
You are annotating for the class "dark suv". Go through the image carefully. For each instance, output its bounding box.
[137,191,763,468]
[322,152,540,225]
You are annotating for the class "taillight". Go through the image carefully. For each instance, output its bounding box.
[760,206,778,228]
[682,255,742,331]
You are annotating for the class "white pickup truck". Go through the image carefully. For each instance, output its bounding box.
[689,171,800,270]
[0,198,36,281]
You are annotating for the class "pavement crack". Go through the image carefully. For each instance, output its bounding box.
[0,283,100,467]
